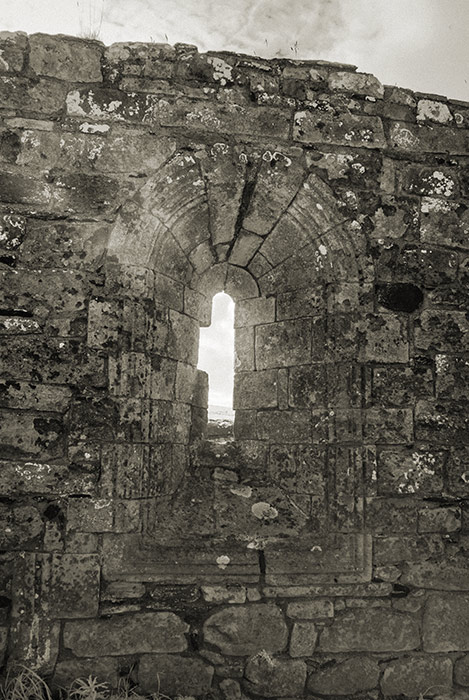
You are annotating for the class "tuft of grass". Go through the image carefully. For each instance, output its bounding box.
[67,675,110,700]
[0,665,52,700]
[76,0,105,41]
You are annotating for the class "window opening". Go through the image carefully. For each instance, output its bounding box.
[197,292,235,425]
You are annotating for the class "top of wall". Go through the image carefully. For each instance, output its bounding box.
[1,31,469,156]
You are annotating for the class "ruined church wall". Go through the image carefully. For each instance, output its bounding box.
[1,30,469,698]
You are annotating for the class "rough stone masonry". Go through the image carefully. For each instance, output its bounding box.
[1,29,469,698]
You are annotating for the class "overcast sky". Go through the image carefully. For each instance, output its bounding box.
[2,0,468,99]
[3,0,468,409]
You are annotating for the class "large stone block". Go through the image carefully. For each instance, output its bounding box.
[233,369,278,409]
[258,409,311,443]
[268,444,326,498]
[415,400,469,445]
[424,593,469,651]
[244,654,307,697]
[289,622,318,657]
[29,34,102,82]
[0,31,28,73]
[364,313,408,363]
[308,657,380,695]
[381,655,452,697]
[365,407,413,444]
[377,449,445,495]
[139,655,214,696]
[203,604,288,655]
[372,360,434,406]
[415,310,469,352]
[52,658,119,691]
[294,111,386,148]
[64,612,188,656]
[255,319,312,369]
[319,608,420,651]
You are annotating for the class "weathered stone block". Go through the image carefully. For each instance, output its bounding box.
[52,658,119,691]
[381,654,453,696]
[416,310,469,352]
[203,604,288,655]
[234,296,275,328]
[364,313,408,363]
[256,319,311,369]
[308,657,380,695]
[365,407,413,444]
[258,409,311,442]
[286,599,334,618]
[201,584,246,604]
[366,498,418,533]
[329,70,384,98]
[30,34,102,82]
[402,557,469,591]
[372,360,433,406]
[0,31,28,73]
[268,444,326,499]
[415,400,469,445]
[418,506,461,533]
[455,655,469,686]
[373,535,444,566]
[417,99,453,123]
[277,286,325,319]
[288,365,326,408]
[139,654,214,695]
[64,612,188,656]
[424,593,469,651]
[421,197,469,249]
[377,449,445,495]
[233,369,278,409]
[244,654,307,696]
[294,111,386,147]
[289,622,318,657]
[436,355,469,400]
[447,448,469,497]
[0,75,68,115]
[234,326,255,371]
[319,608,419,651]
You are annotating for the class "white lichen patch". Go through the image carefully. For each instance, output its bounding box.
[417,99,453,124]
[435,354,450,373]
[230,485,252,499]
[420,196,453,214]
[1,317,40,333]
[397,452,438,494]
[79,122,110,134]
[251,501,278,520]
[206,56,233,86]
[216,554,230,569]
[0,49,9,71]
[391,125,419,149]
[422,171,456,197]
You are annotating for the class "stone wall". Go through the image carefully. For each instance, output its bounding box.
[1,29,469,698]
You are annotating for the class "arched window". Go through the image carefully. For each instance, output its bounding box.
[197,292,235,423]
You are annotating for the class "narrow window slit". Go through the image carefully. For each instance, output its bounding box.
[197,292,235,435]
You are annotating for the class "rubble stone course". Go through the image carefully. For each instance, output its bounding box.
[1,29,469,698]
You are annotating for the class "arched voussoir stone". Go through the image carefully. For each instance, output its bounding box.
[106,148,369,294]
[190,263,259,302]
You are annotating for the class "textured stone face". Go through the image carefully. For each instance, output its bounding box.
[380,655,453,697]
[308,657,380,695]
[319,609,420,652]
[64,613,188,656]
[138,655,214,695]
[203,605,288,655]
[244,654,307,696]
[424,594,469,651]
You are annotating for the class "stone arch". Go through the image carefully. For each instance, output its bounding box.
[99,144,377,552]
